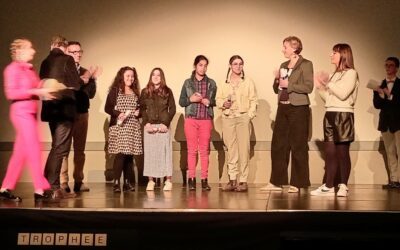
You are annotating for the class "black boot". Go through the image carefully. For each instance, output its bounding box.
[123,179,135,192]
[188,178,196,191]
[113,179,121,193]
[201,179,211,191]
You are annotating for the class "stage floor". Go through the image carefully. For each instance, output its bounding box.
[1,183,400,249]
[0,182,400,211]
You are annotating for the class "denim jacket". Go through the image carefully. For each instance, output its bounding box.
[179,74,217,118]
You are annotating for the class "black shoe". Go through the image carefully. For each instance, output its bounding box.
[382,182,400,189]
[34,192,57,202]
[61,183,71,193]
[201,179,211,191]
[0,190,22,202]
[113,184,121,193]
[188,178,196,191]
[123,182,135,192]
[73,182,90,193]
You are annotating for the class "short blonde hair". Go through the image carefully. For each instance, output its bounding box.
[10,38,30,60]
[51,35,68,48]
[283,36,303,54]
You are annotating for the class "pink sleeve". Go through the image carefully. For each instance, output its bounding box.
[3,65,34,100]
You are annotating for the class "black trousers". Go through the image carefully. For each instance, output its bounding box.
[44,120,74,190]
[270,104,311,188]
[113,154,135,184]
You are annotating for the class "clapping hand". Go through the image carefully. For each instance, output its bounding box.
[314,71,329,90]
[89,66,102,80]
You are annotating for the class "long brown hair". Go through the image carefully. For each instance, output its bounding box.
[109,66,140,96]
[225,55,245,83]
[144,67,170,98]
[333,43,355,72]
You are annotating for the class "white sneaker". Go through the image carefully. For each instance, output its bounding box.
[146,181,155,191]
[337,183,348,197]
[310,184,334,196]
[260,183,283,191]
[288,186,299,193]
[163,180,173,191]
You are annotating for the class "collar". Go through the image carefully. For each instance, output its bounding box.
[14,61,33,70]
[386,77,397,83]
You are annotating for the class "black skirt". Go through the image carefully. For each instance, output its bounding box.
[323,111,354,142]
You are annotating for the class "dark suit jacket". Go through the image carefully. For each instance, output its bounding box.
[373,77,400,132]
[273,55,314,106]
[39,48,82,122]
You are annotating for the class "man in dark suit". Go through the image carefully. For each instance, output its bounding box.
[60,41,98,193]
[373,57,400,189]
[39,35,83,199]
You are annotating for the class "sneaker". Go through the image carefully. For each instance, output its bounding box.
[260,183,283,191]
[163,180,172,191]
[0,190,22,202]
[337,183,348,197]
[146,181,156,191]
[235,182,248,192]
[288,186,299,193]
[310,184,334,196]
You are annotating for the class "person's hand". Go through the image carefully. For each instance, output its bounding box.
[159,124,168,133]
[35,88,57,100]
[118,113,126,121]
[279,78,289,88]
[145,123,154,133]
[201,98,210,107]
[89,66,102,80]
[189,92,202,103]
[316,71,329,85]
[375,88,384,95]
[223,100,232,109]
[382,87,391,96]
[133,109,140,117]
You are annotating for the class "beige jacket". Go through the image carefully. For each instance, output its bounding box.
[216,76,258,119]
[318,69,359,113]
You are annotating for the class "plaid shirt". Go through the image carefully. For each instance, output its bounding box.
[191,77,211,120]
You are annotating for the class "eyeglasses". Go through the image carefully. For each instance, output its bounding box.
[68,50,83,55]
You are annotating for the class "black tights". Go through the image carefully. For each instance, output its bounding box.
[324,141,351,188]
[113,154,135,184]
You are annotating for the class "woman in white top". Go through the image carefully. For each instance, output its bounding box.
[311,43,359,197]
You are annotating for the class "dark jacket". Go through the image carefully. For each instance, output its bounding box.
[104,87,121,127]
[373,77,400,133]
[140,87,176,127]
[39,48,82,122]
[178,74,217,117]
[76,66,96,114]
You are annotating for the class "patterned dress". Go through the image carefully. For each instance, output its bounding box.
[108,90,143,155]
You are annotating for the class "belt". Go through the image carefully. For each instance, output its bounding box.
[279,101,291,104]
